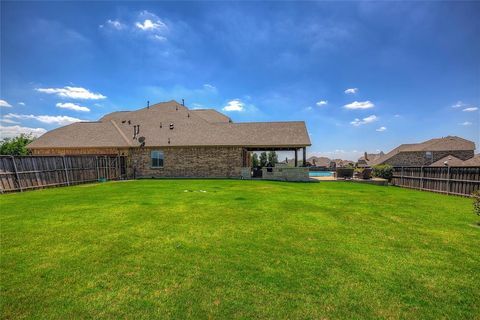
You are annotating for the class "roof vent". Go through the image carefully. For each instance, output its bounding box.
[121,120,126,124]
[128,120,131,125]
[168,138,171,144]
[160,122,162,128]
[169,123,174,130]
[147,100,150,109]
[182,99,185,106]
[133,124,140,139]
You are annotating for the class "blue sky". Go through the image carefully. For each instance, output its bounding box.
[1,1,479,160]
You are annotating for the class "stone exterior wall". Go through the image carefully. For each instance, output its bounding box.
[383,150,474,166]
[261,166,310,181]
[131,146,244,178]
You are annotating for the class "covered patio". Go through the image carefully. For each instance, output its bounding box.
[241,146,310,181]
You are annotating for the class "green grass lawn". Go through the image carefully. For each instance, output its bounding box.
[1,180,479,319]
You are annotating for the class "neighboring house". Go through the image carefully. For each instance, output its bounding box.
[28,100,311,178]
[357,152,384,168]
[430,153,480,167]
[370,136,475,167]
[305,156,353,169]
[331,159,354,168]
[463,154,480,166]
[307,156,331,167]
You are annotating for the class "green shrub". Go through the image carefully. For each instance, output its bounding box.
[372,165,393,180]
[0,134,34,156]
[473,190,480,221]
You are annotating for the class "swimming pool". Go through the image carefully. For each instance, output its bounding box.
[309,171,334,177]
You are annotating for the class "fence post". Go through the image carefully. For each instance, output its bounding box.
[10,156,22,192]
[420,166,424,190]
[96,156,100,180]
[401,167,404,186]
[116,155,120,180]
[447,166,450,195]
[62,156,70,186]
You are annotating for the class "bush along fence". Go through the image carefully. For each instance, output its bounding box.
[0,155,127,193]
[391,166,480,197]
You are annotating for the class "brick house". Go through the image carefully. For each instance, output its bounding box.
[357,152,384,168]
[27,100,311,178]
[369,136,475,167]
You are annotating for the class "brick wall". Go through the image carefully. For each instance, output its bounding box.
[383,150,474,166]
[131,146,244,178]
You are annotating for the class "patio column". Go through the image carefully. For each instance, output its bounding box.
[303,147,306,167]
[294,149,298,167]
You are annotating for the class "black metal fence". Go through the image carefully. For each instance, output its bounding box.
[0,155,127,193]
[391,166,480,196]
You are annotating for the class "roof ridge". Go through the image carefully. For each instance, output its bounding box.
[110,120,132,147]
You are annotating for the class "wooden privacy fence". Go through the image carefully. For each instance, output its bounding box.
[391,166,480,196]
[0,155,127,193]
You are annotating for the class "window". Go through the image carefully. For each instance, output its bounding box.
[151,150,164,168]
[426,151,433,162]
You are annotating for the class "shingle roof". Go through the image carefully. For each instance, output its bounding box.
[371,136,475,166]
[191,109,231,123]
[307,156,331,167]
[463,154,480,166]
[28,100,311,149]
[430,155,466,167]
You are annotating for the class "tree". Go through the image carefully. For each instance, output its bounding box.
[267,151,278,166]
[0,134,34,155]
[251,153,259,168]
[259,151,268,167]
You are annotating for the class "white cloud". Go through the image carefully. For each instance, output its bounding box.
[136,19,167,31]
[152,34,167,41]
[460,121,472,126]
[56,102,90,112]
[350,115,378,126]
[452,101,466,108]
[203,84,217,91]
[4,113,84,125]
[107,19,125,30]
[376,126,387,132]
[394,114,401,118]
[191,103,204,110]
[316,100,328,107]
[0,125,47,138]
[100,19,126,30]
[304,106,313,111]
[35,86,106,100]
[18,102,25,106]
[344,88,358,94]
[344,100,374,110]
[222,99,244,112]
[463,107,478,112]
[101,11,169,43]
[0,118,20,124]
[0,99,12,107]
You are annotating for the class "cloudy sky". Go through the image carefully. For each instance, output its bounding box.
[1,1,479,160]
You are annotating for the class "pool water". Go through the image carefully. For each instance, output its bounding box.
[309,171,334,177]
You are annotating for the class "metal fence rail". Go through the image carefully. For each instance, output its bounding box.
[0,155,127,193]
[391,166,480,196]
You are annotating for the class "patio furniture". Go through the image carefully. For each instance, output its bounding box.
[336,168,354,179]
[252,167,263,178]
